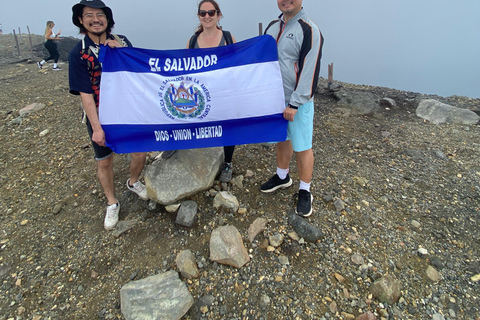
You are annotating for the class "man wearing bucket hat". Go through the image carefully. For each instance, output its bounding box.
[69,0,148,231]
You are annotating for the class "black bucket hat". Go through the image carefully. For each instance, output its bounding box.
[72,0,114,29]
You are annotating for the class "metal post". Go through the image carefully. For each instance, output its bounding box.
[27,26,34,60]
[13,29,20,56]
[18,27,22,44]
[258,23,263,36]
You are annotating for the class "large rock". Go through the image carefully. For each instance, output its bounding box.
[120,270,193,320]
[145,148,223,204]
[288,213,324,242]
[416,99,479,125]
[176,250,199,279]
[369,274,402,304]
[210,225,250,268]
[334,91,380,116]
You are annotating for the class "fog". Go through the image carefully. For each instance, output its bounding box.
[1,0,479,98]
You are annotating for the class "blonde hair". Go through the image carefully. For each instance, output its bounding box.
[44,21,54,38]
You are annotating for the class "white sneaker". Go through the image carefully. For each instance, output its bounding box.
[104,202,120,231]
[126,179,148,200]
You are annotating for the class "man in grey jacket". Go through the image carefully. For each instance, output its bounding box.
[261,0,324,217]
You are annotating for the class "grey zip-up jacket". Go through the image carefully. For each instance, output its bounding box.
[265,9,324,108]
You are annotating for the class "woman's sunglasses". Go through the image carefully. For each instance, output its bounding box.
[198,10,218,17]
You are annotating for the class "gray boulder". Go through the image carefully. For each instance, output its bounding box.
[175,200,198,227]
[335,91,380,116]
[145,148,223,204]
[288,213,324,242]
[120,270,193,320]
[416,99,479,125]
[210,225,250,268]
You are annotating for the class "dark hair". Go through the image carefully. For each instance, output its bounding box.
[194,0,222,34]
[76,6,115,34]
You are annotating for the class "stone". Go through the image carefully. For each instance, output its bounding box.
[112,220,138,238]
[329,301,338,313]
[248,218,267,243]
[426,265,441,282]
[355,311,377,320]
[213,191,239,213]
[334,199,346,212]
[471,274,480,282]
[209,225,250,268]
[145,148,223,205]
[259,294,271,309]
[165,204,180,213]
[336,91,380,116]
[351,254,365,265]
[230,175,244,188]
[175,200,197,227]
[334,273,346,283]
[19,103,45,117]
[380,97,397,109]
[176,250,199,279]
[416,99,479,125]
[418,248,429,257]
[369,275,402,304]
[269,233,284,247]
[411,220,421,229]
[120,270,193,320]
[288,231,300,241]
[432,313,445,320]
[278,255,290,265]
[288,213,324,242]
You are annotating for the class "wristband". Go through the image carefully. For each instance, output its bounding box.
[288,104,298,110]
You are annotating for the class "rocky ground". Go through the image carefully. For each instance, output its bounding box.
[0,34,479,319]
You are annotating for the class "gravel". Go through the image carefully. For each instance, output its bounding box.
[1,34,479,319]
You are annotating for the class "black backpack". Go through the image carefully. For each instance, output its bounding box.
[188,30,233,49]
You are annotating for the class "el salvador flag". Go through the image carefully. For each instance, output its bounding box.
[98,35,287,153]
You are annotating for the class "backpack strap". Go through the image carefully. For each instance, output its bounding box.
[222,30,233,45]
[189,30,233,49]
[264,20,280,35]
[111,34,128,47]
[188,33,199,49]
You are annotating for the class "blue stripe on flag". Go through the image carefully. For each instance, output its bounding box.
[99,35,279,76]
[103,114,288,154]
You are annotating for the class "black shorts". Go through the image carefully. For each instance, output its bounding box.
[86,117,114,160]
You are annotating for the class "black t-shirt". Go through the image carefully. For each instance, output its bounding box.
[68,34,132,105]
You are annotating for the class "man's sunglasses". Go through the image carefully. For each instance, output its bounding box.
[198,10,218,17]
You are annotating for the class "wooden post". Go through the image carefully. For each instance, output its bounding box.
[259,23,263,36]
[328,63,334,86]
[18,27,22,44]
[27,26,34,60]
[13,29,20,56]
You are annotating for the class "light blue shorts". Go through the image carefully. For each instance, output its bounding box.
[287,101,314,152]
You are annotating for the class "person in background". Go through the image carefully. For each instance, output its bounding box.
[187,0,237,183]
[68,0,148,231]
[261,0,324,217]
[37,21,62,70]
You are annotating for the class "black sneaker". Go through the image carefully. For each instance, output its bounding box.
[260,174,292,193]
[296,189,313,217]
[219,162,233,182]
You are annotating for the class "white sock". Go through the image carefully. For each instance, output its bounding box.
[299,180,311,192]
[53,63,58,68]
[40,60,45,65]
[276,167,289,180]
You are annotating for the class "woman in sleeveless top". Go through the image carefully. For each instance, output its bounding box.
[37,21,62,70]
[188,0,238,183]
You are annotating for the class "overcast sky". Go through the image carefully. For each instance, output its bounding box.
[1,0,479,98]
